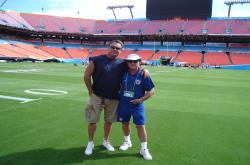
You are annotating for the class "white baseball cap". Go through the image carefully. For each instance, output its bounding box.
[125,54,141,61]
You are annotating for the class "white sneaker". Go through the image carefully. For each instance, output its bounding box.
[140,148,152,160]
[103,141,115,151]
[84,142,94,155]
[119,141,132,151]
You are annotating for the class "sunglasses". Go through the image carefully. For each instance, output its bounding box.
[127,60,140,63]
[110,46,122,50]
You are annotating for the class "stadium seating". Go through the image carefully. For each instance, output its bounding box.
[162,19,186,34]
[39,46,71,59]
[123,20,147,33]
[10,11,248,35]
[184,20,205,35]
[90,49,109,57]
[143,20,165,34]
[0,10,34,29]
[66,48,89,58]
[230,52,250,64]
[151,51,178,60]
[226,19,250,34]
[206,20,226,34]
[21,13,95,33]
[0,44,43,59]
[175,51,202,64]
[16,44,54,59]
[0,44,28,58]
[204,52,230,65]
[118,49,134,59]
[133,50,154,60]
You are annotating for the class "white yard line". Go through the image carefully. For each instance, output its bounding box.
[0,95,41,103]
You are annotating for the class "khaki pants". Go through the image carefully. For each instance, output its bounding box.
[85,94,118,123]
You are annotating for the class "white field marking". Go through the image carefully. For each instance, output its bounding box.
[0,68,41,73]
[0,95,42,103]
[156,68,186,73]
[24,89,68,96]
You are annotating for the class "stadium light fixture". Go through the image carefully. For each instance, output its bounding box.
[224,0,250,17]
[0,0,7,9]
[107,5,134,20]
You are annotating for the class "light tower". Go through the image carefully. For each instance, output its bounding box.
[224,0,250,17]
[0,0,8,10]
[107,5,134,20]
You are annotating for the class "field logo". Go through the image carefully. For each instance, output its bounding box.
[24,89,68,95]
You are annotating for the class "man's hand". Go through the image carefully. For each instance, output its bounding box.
[140,68,150,78]
[130,98,142,104]
[84,61,94,96]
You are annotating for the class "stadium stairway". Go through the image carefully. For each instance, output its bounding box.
[63,48,74,58]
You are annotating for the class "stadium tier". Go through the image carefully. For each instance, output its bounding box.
[1,11,250,35]
[0,10,34,30]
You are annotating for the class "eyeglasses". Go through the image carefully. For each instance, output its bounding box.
[110,46,122,50]
[127,60,140,63]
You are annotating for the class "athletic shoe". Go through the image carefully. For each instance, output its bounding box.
[84,142,94,155]
[102,141,115,151]
[119,141,132,151]
[140,148,152,160]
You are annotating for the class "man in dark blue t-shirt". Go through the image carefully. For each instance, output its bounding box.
[84,40,125,155]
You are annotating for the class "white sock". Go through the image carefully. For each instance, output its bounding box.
[88,141,94,145]
[124,135,131,142]
[141,142,147,150]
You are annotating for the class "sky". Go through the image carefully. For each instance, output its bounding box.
[1,0,250,19]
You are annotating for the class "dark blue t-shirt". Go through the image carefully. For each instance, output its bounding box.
[90,55,126,100]
[119,69,155,109]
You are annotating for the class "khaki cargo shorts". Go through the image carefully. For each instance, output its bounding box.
[85,93,118,123]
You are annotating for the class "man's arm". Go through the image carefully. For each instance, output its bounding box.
[83,61,94,96]
[130,88,155,104]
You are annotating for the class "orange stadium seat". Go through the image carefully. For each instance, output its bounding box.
[230,52,250,65]
[0,45,28,58]
[143,20,165,34]
[66,48,90,58]
[133,50,154,60]
[118,50,134,59]
[162,19,186,34]
[184,20,205,35]
[151,51,178,60]
[204,52,230,65]
[175,51,202,64]
[39,46,71,59]
[90,49,109,57]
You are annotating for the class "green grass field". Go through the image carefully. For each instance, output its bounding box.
[0,63,250,165]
